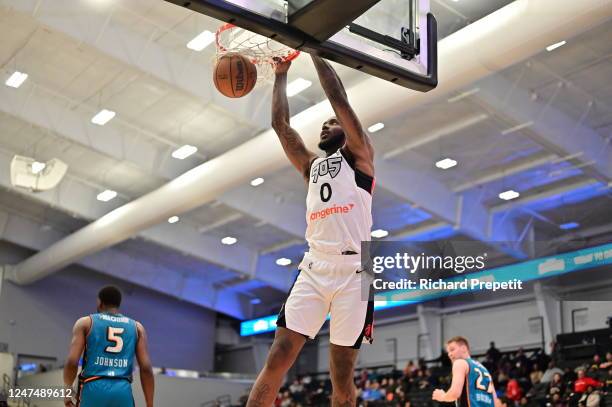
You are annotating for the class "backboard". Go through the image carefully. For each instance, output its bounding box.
[165,0,437,91]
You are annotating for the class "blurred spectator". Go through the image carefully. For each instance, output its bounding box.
[548,372,566,399]
[599,352,612,370]
[404,360,417,376]
[589,355,601,372]
[530,363,543,385]
[439,349,452,368]
[578,385,601,407]
[487,342,502,366]
[506,378,523,402]
[362,380,384,402]
[548,392,566,407]
[542,361,564,383]
[574,369,603,393]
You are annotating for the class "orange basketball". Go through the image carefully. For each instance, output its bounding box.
[213,54,257,98]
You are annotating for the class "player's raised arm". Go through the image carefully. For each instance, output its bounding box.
[310,55,374,176]
[432,359,469,402]
[63,317,89,407]
[271,58,317,180]
[136,322,155,407]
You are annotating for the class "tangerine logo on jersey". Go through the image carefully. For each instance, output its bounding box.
[311,156,342,183]
[309,203,354,221]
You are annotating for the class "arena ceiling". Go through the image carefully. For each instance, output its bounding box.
[0,0,610,319]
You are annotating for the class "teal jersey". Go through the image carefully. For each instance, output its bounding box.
[81,313,137,381]
[458,358,495,407]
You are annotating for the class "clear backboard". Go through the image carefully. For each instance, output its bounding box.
[165,0,437,91]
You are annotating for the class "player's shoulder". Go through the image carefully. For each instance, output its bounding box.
[453,358,470,372]
[73,315,93,333]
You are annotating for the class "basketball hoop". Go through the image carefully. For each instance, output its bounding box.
[215,23,300,84]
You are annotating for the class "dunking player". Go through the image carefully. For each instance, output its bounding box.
[246,55,375,406]
[432,336,501,407]
[63,286,154,407]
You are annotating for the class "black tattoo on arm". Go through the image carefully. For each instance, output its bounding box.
[248,383,271,407]
[271,72,316,179]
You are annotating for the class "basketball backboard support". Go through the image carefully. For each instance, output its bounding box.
[165,0,437,91]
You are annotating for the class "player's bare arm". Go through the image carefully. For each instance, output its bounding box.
[136,322,155,407]
[271,58,317,180]
[489,381,501,407]
[310,55,374,177]
[63,317,90,407]
[432,359,469,402]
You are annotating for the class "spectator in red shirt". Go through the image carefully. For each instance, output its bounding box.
[574,369,603,393]
[506,378,523,401]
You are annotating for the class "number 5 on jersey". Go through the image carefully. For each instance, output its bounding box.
[105,327,125,353]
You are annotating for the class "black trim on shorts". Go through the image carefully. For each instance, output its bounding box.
[339,147,374,194]
[350,286,375,349]
[276,269,308,341]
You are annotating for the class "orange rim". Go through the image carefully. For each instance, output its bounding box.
[215,23,300,63]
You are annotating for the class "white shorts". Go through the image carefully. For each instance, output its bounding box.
[276,249,374,348]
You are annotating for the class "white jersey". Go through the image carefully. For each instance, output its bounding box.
[305,148,374,254]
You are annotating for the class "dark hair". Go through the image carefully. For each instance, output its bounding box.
[447,336,470,350]
[98,286,122,307]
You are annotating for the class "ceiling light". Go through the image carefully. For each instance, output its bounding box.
[31,161,46,174]
[91,109,116,126]
[499,190,520,201]
[250,177,264,187]
[186,30,215,51]
[368,122,385,133]
[371,229,389,238]
[221,236,237,245]
[250,298,261,304]
[435,158,457,170]
[286,78,312,97]
[5,71,28,88]
[172,145,198,160]
[559,222,579,230]
[276,258,292,266]
[97,189,117,202]
[546,40,566,52]
[168,216,180,224]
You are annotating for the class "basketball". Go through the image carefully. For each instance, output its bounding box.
[213,54,257,98]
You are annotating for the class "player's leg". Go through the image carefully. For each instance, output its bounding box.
[328,265,374,406]
[329,343,359,406]
[247,263,330,406]
[247,327,307,407]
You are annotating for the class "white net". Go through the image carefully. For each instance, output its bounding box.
[215,23,300,84]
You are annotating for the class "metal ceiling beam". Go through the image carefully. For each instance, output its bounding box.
[0,78,307,260]
[491,177,600,213]
[453,152,557,192]
[0,82,197,182]
[5,0,610,287]
[475,74,612,182]
[0,208,251,319]
[0,148,289,292]
[220,185,306,237]
[5,0,272,129]
[383,113,489,160]
[375,158,526,257]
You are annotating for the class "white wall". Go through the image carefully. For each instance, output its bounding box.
[442,301,543,353]
[0,352,15,385]
[561,294,611,333]
[0,241,217,372]
[18,369,253,407]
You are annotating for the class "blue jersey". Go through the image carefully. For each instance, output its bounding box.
[81,313,137,381]
[458,358,495,407]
